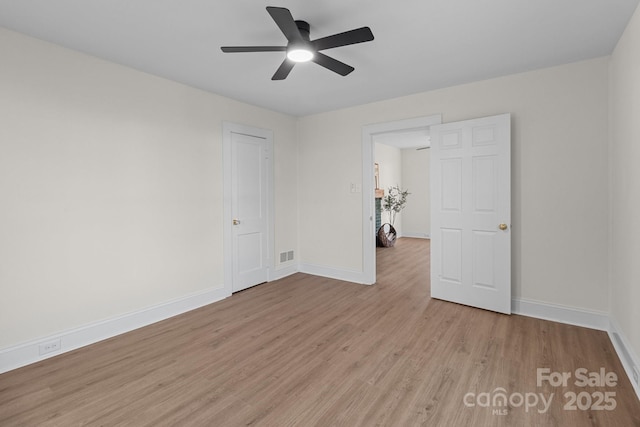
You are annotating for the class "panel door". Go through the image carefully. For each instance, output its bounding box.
[430,114,511,314]
[231,131,269,292]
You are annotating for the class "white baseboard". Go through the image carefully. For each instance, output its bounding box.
[298,263,369,285]
[512,298,640,400]
[400,232,430,239]
[3,277,638,403]
[0,286,230,374]
[270,264,298,281]
[608,317,640,400]
[512,297,609,331]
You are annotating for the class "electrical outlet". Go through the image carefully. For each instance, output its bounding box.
[633,366,639,385]
[39,338,61,355]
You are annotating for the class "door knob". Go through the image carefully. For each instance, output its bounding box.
[499,223,508,231]
[233,219,241,225]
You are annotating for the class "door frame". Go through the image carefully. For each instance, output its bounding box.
[222,121,274,294]
[361,115,442,284]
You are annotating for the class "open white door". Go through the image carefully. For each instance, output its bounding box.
[430,114,511,314]
[223,123,272,293]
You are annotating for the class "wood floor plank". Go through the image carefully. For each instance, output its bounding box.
[1,238,639,426]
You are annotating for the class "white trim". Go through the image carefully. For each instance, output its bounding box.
[298,263,370,285]
[0,286,229,374]
[362,115,442,285]
[3,278,639,400]
[512,299,639,399]
[361,127,376,285]
[266,131,275,283]
[511,297,609,331]
[608,317,640,400]
[401,232,430,239]
[270,265,299,281]
[222,122,274,294]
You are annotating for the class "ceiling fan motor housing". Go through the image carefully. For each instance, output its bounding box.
[295,20,311,40]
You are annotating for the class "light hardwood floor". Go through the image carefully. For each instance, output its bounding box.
[1,238,639,426]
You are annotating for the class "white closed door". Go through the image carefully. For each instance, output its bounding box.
[230,131,270,292]
[430,113,511,314]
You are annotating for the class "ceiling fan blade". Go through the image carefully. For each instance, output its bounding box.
[312,27,374,51]
[221,46,287,53]
[312,52,354,76]
[266,6,303,43]
[272,59,295,80]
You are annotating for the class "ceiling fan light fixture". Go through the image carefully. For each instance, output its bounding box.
[287,47,314,62]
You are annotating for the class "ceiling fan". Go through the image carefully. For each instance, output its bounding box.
[221,6,374,80]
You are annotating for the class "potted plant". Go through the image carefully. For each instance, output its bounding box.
[378,185,410,247]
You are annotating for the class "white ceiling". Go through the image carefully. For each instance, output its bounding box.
[0,1,638,116]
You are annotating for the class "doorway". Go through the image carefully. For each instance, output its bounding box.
[223,122,274,294]
[363,114,511,313]
[361,115,442,284]
[373,130,432,239]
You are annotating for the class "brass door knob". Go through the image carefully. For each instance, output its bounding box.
[499,223,508,231]
[233,219,241,225]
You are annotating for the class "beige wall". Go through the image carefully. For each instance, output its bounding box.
[298,57,610,312]
[0,23,622,355]
[0,28,297,348]
[609,4,640,368]
[401,148,430,238]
